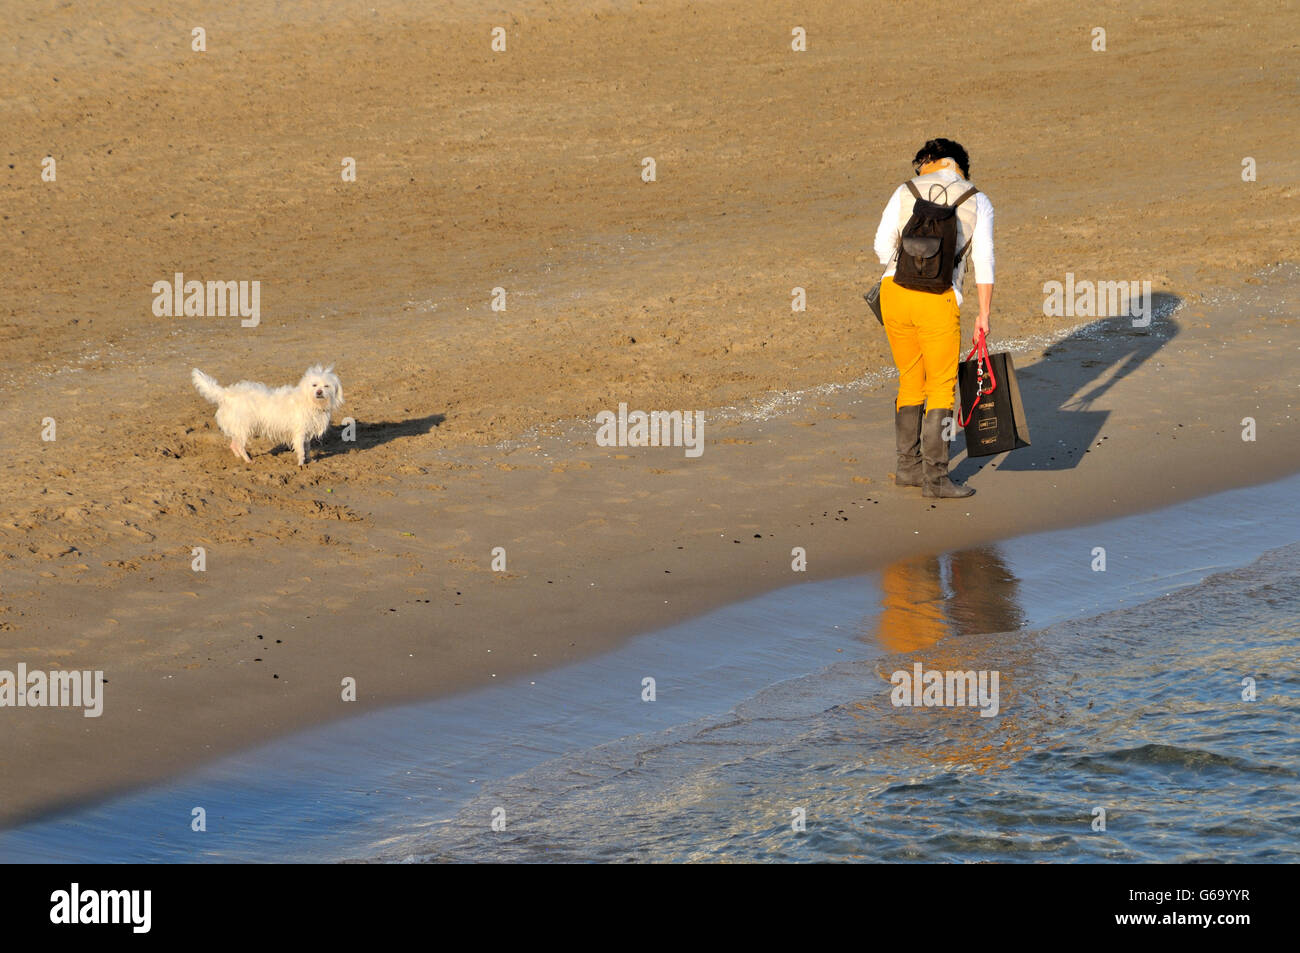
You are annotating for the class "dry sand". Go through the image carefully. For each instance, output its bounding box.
[1,0,1298,825]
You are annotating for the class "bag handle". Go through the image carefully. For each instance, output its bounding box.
[904,181,978,207]
[957,328,997,428]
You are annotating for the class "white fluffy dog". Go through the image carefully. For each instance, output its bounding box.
[192,365,344,466]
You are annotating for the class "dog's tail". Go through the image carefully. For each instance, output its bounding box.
[191,368,226,404]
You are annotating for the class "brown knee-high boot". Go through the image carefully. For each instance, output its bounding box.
[894,404,924,487]
[921,408,974,499]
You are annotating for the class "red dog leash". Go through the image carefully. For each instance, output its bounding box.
[957,329,997,428]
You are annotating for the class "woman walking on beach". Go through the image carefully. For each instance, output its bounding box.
[874,138,995,499]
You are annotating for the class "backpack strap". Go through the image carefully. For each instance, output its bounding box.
[952,187,980,262]
[896,181,921,263]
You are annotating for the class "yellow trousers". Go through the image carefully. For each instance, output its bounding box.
[881,275,960,411]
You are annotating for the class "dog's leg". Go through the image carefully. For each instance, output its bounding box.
[296,438,309,467]
[230,438,251,462]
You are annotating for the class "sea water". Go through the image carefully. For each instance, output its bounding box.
[410,538,1299,863]
[2,473,1297,863]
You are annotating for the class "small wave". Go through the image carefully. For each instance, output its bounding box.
[393,542,1300,863]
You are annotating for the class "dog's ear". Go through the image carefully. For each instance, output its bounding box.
[332,378,344,408]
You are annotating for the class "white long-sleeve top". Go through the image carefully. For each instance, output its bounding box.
[873,168,995,309]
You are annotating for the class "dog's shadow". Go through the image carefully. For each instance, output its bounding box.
[284,412,446,459]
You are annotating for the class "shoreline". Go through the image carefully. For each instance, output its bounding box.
[4,470,1299,861]
[2,265,1299,830]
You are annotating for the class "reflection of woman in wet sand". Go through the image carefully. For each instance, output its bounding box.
[869,546,1030,774]
[873,546,1025,652]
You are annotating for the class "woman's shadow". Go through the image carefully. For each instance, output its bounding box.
[951,293,1180,478]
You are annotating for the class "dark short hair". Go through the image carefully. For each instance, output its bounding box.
[913,138,970,178]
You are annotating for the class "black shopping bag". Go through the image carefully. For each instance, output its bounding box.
[957,333,1031,457]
